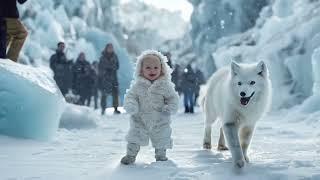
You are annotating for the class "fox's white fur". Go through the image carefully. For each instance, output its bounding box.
[201,61,271,168]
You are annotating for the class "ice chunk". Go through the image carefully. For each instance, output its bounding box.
[59,104,97,130]
[0,59,65,140]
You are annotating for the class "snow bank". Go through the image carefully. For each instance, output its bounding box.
[59,103,98,129]
[0,59,65,140]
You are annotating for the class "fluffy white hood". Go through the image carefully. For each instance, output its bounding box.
[134,50,173,81]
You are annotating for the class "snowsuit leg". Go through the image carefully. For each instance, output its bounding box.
[150,113,173,150]
[121,143,140,165]
[126,116,149,146]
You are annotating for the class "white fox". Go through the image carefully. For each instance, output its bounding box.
[201,61,271,168]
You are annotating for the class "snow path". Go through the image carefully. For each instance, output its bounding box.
[0,108,319,180]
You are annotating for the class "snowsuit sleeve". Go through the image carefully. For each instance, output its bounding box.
[162,82,179,114]
[124,84,139,115]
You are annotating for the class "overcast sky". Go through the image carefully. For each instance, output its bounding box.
[120,0,193,21]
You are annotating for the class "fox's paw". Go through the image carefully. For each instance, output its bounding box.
[244,155,250,163]
[235,159,245,168]
[203,142,212,149]
[217,144,228,151]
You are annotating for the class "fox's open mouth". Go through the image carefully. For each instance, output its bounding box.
[240,92,255,106]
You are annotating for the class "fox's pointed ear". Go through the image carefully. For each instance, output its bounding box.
[231,61,240,76]
[257,61,266,77]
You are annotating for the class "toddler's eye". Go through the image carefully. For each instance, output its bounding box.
[154,67,158,69]
[250,81,255,85]
[146,67,151,69]
[238,82,242,86]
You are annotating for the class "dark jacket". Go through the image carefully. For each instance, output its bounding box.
[181,65,196,92]
[172,65,182,93]
[98,52,119,93]
[91,63,99,93]
[49,50,72,95]
[0,0,28,18]
[72,58,93,97]
[195,69,205,93]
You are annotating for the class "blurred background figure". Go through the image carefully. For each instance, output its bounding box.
[194,67,205,106]
[171,64,182,95]
[181,64,196,113]
[72,52,93,106]
[91,61,99,109]
[50,42,73,97]
[98,43,121,115]
[1,0,28,62]
[163,51,173,68]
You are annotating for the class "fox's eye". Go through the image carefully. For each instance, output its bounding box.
[238,82,242,86]
[250,81,255,85]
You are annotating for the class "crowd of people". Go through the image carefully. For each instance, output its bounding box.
[49,40,206,115]
[0,0,206,115]
[171,63,205,114]
[49,42,121,115]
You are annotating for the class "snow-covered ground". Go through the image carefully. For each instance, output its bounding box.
[1,107,319,180]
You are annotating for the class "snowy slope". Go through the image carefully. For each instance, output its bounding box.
[0,107,319,179]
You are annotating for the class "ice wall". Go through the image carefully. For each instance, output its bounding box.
[211,0,320,109]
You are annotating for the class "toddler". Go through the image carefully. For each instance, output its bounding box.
[121,50,179,165]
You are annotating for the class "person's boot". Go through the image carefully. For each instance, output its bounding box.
[114,107,121,114]
[155,149,168,161]
[121,143,140,165]
[189,106,194,114]
[184,106,189,113]
[101,109,105,115]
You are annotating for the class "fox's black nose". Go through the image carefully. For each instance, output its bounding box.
[240,92,246,97]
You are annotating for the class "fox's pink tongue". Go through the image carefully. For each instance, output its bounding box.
[240,98,249,105]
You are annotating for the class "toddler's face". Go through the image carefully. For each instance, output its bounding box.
[141,55,162,81]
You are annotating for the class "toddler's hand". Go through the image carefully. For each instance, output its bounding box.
[162,105,171,114]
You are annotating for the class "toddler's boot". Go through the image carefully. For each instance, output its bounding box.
[155,149,168,161]
[121,143,140,165]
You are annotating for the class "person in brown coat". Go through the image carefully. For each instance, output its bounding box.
[0,0,28,62]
